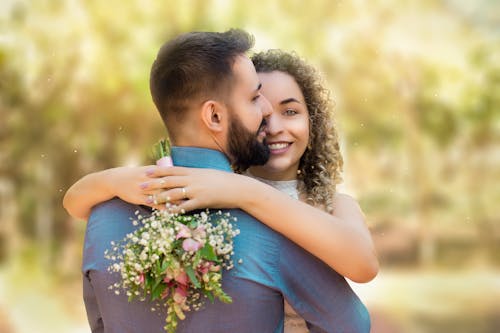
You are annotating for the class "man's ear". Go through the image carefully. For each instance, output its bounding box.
[200,100,226,133]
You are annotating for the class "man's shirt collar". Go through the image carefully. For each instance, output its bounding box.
[171,146,232,172]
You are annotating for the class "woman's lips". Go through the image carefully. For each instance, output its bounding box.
[267,142,291,154]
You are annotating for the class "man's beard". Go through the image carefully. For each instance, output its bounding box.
[227,113,270,171]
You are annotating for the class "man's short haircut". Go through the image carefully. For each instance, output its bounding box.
[150,29,254,127]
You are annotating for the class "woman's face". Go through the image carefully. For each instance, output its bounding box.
[249,71,310,181]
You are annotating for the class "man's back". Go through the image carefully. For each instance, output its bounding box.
[82,147,285,332]
[83,197,285,333]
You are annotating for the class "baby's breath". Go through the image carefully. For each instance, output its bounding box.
[106,208,238,333]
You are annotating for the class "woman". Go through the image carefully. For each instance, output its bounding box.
[64,50,378,330]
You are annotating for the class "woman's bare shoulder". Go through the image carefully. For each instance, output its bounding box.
[332,192,363,215]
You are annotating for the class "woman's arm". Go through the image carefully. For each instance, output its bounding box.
[143,167,379,283]
[63,166,160,221]
[244,183,379,283]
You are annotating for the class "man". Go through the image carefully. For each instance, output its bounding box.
[80,29,370,332]
[82,29,281,333]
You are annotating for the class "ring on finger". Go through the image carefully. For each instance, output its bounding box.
[153,194,158,205]
[159,179,166,185]
[181,187,188,200]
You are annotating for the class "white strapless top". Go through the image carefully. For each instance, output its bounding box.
[246,172,299,200]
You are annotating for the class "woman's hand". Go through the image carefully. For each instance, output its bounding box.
[102,166,167,208]
[63,165,168,219]
[138,166,247,213]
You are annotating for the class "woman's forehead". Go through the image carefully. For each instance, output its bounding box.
[258,71,305,102]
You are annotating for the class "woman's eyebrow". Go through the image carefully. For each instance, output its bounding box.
[280,97,302,105]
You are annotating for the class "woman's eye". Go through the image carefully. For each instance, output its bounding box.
[252,94,261,102]
[284,109,297,115]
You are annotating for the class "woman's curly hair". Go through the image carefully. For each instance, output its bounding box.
[251,50,343,213]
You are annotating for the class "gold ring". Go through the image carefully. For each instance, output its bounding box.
[181,187,187,199]
[159,179,166,185]
[153,194,158,205]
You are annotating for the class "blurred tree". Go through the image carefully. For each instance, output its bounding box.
[0,0,498,272]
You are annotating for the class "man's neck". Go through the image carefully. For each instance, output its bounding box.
[170,146,233,172]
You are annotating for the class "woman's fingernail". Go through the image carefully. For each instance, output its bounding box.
[146,169,155,176]
[140,182,148,189]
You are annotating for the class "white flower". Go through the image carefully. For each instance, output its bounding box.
[200,212,208,222]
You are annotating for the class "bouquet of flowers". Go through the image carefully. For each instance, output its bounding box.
[105,138,240,332]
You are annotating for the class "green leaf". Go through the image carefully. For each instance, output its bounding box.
[153,275,163,290]
[151,138,172,160]
[218,293,232,304]
[185,266,201,288]
[200,243,217,261]
[145,274,153,289]
[206,291,214,303]
[151,283,167,301]
[161,257,169,271]
[192,251,202,268]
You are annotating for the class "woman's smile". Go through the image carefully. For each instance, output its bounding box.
[268,141,292,154]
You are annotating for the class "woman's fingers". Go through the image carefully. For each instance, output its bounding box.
[145,166,191,177]
[164,198,200,215]
[140,176,186,191]
[141,189,200,215]
[144,187,190,205]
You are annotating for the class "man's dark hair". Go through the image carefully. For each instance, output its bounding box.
[150,29,254,127]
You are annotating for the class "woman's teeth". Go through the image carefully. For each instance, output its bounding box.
[268,143,289,149]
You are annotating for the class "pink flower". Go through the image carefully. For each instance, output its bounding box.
[198,261,214,275]
[161,288,170,299]
[210,264,221,272]
[197,261,220,275]
[173,285,188,304]
[139,273,145,285]
[176,224,192,239]
[193,225,206,239]
[175,271,189,286]
[177,285,188,297]
[182,238,202,252]
[156,156,173,167]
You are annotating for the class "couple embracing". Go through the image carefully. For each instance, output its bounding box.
[64,29,378,333]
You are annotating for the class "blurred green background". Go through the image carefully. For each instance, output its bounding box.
[1,0,499,332]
